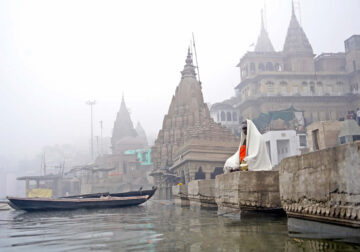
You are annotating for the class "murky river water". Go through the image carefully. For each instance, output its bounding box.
[1,201,360,251]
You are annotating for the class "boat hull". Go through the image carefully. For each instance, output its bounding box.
[60,188,157,200]
[7,196,149,211]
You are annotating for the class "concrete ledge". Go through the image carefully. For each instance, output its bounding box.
[172,185,190,206]
[279,141,360,227]
[187,179,217,208]
[215,171,282,216]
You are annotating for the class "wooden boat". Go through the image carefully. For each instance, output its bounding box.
[60,187,157,200]
[7,187,157,211]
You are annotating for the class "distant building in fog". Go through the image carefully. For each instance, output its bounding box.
[79,96,153,194]
[210,5,360,162]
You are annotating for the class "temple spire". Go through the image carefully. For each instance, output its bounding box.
[181,47,197,79]
[254,9,274,52]
[291,0,295,17]
[283,2,313,54]
[111,94,137,153]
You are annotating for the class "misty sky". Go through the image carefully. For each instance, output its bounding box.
[0,0,359,161]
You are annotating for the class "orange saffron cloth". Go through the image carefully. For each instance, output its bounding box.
[239,145,246,162]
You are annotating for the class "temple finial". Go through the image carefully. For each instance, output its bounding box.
[261,9,265,31]
[121,92,125,105]
[185,46,193,65]
[181,47,196,78]
[291,0,295,16]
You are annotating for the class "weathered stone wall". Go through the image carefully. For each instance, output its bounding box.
[187,179,217,208]
[172,184,189,206]
[215,171,282,215]
[279,141,360,227]
[306,120,342,152]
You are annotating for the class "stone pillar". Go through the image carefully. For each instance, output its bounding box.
[189,171,196,181]
[205,172,211,180]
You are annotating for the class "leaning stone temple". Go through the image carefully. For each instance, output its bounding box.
[150,49,239,199]
[211,5,360,136]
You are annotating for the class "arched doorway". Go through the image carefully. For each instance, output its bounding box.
[195,167,205,180]
[211,167,223,179]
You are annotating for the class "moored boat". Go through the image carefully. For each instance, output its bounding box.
[7,195,149,211]
[7,187,157,211]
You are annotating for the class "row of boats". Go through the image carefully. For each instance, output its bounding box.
[5,187,157,211]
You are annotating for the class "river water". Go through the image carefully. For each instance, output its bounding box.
[1,201,360,251]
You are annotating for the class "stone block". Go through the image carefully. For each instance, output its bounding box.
[215,171,282,215]
[172,184,188,199]
[187,179,216,207]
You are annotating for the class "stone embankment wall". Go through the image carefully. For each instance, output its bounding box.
[215,171,282,215]
[186,180,217,208]
[279,141,360,227]
[172,184,189,206]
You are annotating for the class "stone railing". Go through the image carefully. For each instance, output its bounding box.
[279,141,360,227]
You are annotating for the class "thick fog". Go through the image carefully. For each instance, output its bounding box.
[0,0,359,196]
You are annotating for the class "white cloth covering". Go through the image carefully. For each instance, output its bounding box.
[224,119,272,173]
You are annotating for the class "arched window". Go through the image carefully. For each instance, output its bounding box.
[336,82,343,95]
[266,81,275,95]
[242,66,248,77]
[266,62,274,71]
[227,112,232,121]
[259,63,265,71]
[280,81,287,95]
[232,112,238,122]
[310,82,315,95]
[317,82,323,95]
[274,63,281,71]
[302,81,308,95]
[221,111,225,121]
[292,84,299,95]
[325,84,333,95]
[195,167,205,180]
[250,63,256,72]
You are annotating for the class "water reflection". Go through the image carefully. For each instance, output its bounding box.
[0,201,359,251]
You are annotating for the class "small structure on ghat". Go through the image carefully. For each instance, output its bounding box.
[151,48,238,199]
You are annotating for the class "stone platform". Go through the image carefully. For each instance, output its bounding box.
[186,179,217,209]
[279,141,360,227]
[172,184,190,206]
[215,171,283,216]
